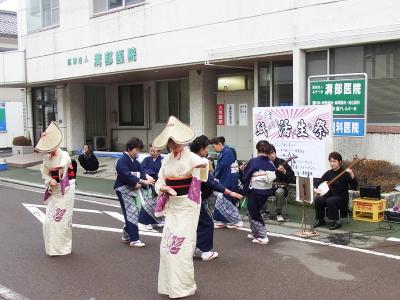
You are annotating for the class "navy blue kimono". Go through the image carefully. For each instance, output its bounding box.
[140,155,163,181]
[197,172,225,252]
[242,155,276,239]
[138,155,164,226]
[114,153,145,242]
[213,146,242,225]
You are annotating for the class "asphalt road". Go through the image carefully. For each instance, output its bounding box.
[0,183,400,300]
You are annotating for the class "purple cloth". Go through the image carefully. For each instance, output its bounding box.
[188,177,201,204]
[155,193,169,215]
[43,174,70,202]
[60,174,70,195]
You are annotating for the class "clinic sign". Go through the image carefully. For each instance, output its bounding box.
[309,74,367,137]
[0,102,6,132]
[67,47,137,68]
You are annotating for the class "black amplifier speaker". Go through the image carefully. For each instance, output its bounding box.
[360,185,381,200]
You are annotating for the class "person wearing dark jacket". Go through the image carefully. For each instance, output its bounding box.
[114,138,154,247]
[242,140,276,245]
[138,146,164,229]
[210,136,242,229]
[313,151,358,230]
[267,144,295,222]
[190,135,242,261]
[78,145,99,174]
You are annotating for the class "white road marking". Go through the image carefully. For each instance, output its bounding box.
[103,211,125,222]
[22,204,162,237]
[1,181,119,207]
[0,284,30,300]
[387,237,400,242]
[22,204,45,223]
[103,211,160,233]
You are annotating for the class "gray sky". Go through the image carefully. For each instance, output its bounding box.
[0,0,17,12]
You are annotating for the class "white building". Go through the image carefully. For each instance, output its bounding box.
[3,0,400,162]
[0,10,25,148]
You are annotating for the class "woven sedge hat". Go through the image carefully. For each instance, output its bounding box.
[152,116,196,150]
[35,121,63,152]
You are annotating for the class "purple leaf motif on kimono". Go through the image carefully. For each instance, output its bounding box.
[53,208,66,222]
[188,177,201,204]
[163,228,186,255]
[169,235,185,255]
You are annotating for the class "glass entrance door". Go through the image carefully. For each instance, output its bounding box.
[32,87,57,144]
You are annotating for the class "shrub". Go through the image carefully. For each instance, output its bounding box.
[12,136,32,146]
[344,159,400,193]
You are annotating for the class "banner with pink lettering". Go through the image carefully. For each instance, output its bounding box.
[252,105,333,179]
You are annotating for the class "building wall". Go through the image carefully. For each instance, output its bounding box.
[19,0,400,84]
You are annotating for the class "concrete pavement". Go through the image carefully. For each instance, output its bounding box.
[1,183,400,300]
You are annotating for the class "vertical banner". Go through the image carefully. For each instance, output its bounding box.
[0,102,6,132]
[239,103,248,126]
[216,104,225,125]
[226,104,235,126]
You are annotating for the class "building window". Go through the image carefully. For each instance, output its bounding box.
[156,79,189,124]
[93,0,145,15]
[273,62,293,106]
[305,50,328,100]
[32,87,57,144]
[118,84,145,126]
[27,0,59,32]
[217,74,253,92]
[258,63,271,107]
[329,42,400,123]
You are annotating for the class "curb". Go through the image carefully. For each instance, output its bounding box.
[0,177,118,201]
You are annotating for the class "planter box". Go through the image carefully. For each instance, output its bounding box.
[12,145,34,156]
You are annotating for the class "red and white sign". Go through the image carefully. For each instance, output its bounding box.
[216,104,224,125]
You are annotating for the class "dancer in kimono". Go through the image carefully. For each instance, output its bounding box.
[36,121,76,256]
[210,136,243,228]
[153,116,209,298]
[190,135,242,261]
[114,137,154,247]
[242,140,276,245]
[138,146,164,229]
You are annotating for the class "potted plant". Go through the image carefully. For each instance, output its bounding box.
[12,136,34,155]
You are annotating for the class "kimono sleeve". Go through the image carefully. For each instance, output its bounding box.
[190,152,209,182]
[155,160,167,196]
[40,158,52,186]
[242,158,256,185]
[206,172,225,193]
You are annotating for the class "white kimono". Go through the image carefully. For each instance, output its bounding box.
[155,147,208,299]
[40,148,75,256]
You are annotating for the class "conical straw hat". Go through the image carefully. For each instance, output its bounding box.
[34,121,63,152]
[152,116,196,150]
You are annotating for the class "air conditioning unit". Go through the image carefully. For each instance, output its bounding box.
[93,136,108,151]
